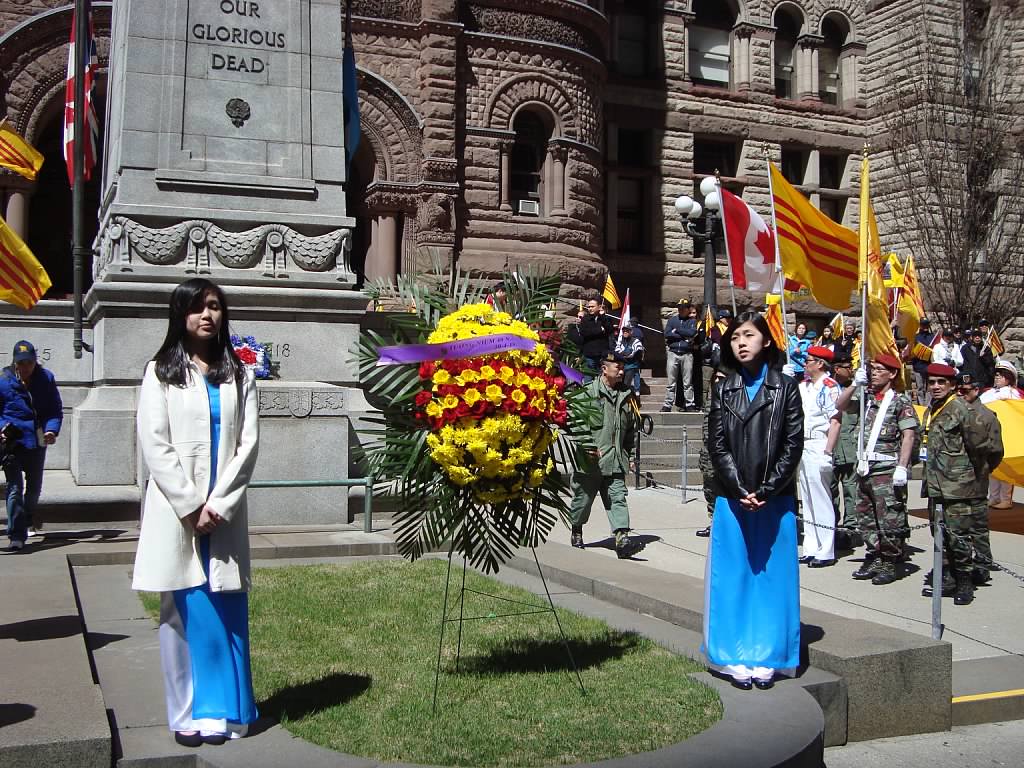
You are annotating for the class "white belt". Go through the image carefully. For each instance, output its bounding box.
[804,433,828,442]
[865,451,896,462]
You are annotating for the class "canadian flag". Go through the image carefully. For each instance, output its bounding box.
[720,188,778,293]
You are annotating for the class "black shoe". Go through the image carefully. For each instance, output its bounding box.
[809,559,836,568]
[971,568,991,586]
[615,535,645,559]
[954,574,975,605]
[174,731,203,748]
[695,526,711,538]
[798,555,815,565]
[731,677,753,690]
[852,560,876,580]
[753,678,775,690]
[570,529,585,549]
[201,734,227,746]
[871,568,897,585]
[659,406,672,412]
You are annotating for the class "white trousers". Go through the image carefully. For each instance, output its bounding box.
[158,593,247,737]
[989,478,1014,505]
[797,439,835,561]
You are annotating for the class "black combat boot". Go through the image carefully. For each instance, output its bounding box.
[922,569,955,597]
[871,558,897,585]
[852,554,877,580]
[615,530,645,559]
[954,572,975,605]
[570,527,584,549]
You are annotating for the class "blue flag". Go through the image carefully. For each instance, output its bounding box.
[342,11,360,173]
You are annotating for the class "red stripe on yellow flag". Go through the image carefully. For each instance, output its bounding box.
[0,119,44,182]
[764,296,787,352]
[770,163,858,310]
[0,215,51,309]
[859,156,886,306]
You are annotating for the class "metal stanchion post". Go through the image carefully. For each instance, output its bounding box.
[635,426,642,489]
[681,425,689,504]
[932,503,944,640]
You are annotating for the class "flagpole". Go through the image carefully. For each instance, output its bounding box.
[762,148,790,363]
[72,0,90,359]
[856,145,870,471]
[714,170,738,317]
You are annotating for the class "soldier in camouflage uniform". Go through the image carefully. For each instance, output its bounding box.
[827,355,861,551]
[956,371,1004,584]
[833,353,919,585]
[922,364,998,605]
[696,368,727,537]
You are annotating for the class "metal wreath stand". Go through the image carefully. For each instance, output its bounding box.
[432,496,587,713]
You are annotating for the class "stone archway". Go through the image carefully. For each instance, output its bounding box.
[350,68,424,281]
[0,3,112,298]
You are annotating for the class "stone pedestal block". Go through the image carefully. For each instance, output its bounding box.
[72,386,139,486]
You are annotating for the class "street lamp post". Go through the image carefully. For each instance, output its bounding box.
[674,176,722,315]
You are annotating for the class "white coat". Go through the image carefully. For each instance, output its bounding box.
[132,361,259,593]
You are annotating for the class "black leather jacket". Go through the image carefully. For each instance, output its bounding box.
[708,366,804,501]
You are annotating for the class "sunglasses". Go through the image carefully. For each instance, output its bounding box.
[927,378,952,386]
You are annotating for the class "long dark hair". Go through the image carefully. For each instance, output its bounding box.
[719,310,782,372]
[153,279,241,386]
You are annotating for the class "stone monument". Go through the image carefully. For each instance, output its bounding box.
[79,0,368,524]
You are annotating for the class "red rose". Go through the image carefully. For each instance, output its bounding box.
[419,362,435,379]
[415,390,433,406]
[236,347,258,364]
[469,400,489,417]
[454,402,470,418]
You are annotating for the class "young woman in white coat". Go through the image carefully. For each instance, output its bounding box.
[132,278,260,748]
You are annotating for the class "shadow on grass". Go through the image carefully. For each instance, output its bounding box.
[456,630,644,675]
[260,672,372,723]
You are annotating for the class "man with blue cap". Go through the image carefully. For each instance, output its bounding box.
[0,340,63,551]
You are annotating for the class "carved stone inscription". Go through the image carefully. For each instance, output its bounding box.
[190,1,286,75]
[182,0,305,152]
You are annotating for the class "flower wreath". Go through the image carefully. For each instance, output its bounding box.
[230,335,272,379]
[356,270,596,573]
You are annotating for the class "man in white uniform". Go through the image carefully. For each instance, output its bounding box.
[980,359,1021,509]
[932,329,964,368]
[795,346,842,566]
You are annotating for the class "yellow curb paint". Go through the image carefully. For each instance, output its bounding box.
[952,689,1024,704]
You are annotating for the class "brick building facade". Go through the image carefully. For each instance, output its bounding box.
[1,0,1018,333]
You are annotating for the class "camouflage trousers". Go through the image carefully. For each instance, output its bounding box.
[969,499,994,571]
[569,469,630,533]
[855,470,909,559]
[928,499,977,575]
[833,463,860,533]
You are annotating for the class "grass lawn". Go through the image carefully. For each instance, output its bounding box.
[142,559,721,767]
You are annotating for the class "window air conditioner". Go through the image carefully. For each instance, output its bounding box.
[517,200,540,216]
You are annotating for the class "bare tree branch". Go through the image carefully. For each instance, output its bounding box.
[879,0,1024,331]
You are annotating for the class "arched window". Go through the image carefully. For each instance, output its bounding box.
[510,110,553,216]
[819,14,850,105]
[773,6,802,99]
[689,0,737,88]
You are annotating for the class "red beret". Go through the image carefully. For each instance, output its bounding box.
[926,363,957,379]
[873,353,902,371]
[807,346,834,362]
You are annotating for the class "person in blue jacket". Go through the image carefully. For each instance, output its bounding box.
[1,340,63,550]
[788,322,811,380]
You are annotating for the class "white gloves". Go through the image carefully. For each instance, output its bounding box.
[853,367,869,388]
[892,465,909,487]
[782,363,796,377]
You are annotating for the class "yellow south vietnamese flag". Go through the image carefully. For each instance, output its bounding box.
[769,163,858,310]
[827,312,844,339]
[0,215,51,309]
[896,253,925,342]
[987,400,1024,486]
[764,294,787,352]
[602,274,622,309]
[859,155,897,359]
[859,156,886,306]
[885,253,905,289]
[0,119,44,182]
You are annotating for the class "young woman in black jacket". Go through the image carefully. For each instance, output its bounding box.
[703,311,804,690]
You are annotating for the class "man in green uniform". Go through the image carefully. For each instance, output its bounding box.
[569,351,645,559]
[956,371,1004,584]
[833,353,919,585]
[922,364,996,605]
[828,354,861,551]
